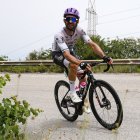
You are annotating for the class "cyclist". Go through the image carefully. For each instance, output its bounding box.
[52,8,112,106]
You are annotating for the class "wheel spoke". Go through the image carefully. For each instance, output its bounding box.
[55,80,78,121]
[90,80,123,129]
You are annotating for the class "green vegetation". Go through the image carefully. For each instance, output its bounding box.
[0,65,63,73]
[0,65,139,73]
[0,55,8,61]
[0,36,140,73]
[75,36,140,60]
[0,74,43,139]
[26,48,52,60]
[91,65,140,73]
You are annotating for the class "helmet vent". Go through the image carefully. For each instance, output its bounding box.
[74,10,77,13]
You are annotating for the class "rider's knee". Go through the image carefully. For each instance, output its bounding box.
[69,63,78,70]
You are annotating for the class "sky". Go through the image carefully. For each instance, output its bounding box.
[0,0,140,60]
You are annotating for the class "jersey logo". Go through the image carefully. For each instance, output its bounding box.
[56,36,64,43]
[61,36,64,42]
[81,29,86,35]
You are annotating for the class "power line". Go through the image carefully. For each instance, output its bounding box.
[98,14,140,25]
[99,6,140,17]
[4,19,87,56]
[6,19,88,56]
[6,33,54,55]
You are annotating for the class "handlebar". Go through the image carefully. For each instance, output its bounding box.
[89,60,114,72]
[78,61,113,80]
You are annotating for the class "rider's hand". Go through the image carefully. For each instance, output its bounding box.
[102,56,113,64]
[79,62,87,70]
[79,62,91,71]
[85,64,91,71]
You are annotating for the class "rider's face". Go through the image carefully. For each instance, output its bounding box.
[64,15,79,30]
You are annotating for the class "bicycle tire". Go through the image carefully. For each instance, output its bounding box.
[54,80,78,122]
[89,80,123,130]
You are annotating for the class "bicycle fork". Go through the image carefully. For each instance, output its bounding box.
[89,73,111,109]
[94,84,111,109]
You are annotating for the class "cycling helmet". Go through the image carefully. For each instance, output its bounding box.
[64,8,80,19]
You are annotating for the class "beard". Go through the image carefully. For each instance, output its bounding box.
[65,23,78,31]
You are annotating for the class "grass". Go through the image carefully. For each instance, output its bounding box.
[0,65,140,73]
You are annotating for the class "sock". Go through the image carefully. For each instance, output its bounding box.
[69,80,75,92]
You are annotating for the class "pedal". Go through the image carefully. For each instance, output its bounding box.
[75,103,83,115]
[61,98,75,108]
[78,108,83,115]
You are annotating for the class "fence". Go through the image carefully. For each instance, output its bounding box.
[0,59,140,66]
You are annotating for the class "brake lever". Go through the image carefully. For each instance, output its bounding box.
[104,63,110,72]
[104,63,114,72]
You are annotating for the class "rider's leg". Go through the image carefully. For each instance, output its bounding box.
[63,59,82,103]
[68,63,82,103]
[64,59,78,91]
[68,63,77,91]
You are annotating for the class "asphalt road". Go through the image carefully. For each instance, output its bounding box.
[1,73,140,140]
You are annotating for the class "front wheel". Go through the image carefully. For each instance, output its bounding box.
[54,80,78,122]
[89,80,123,130]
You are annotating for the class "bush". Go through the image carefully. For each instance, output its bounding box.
[0,74,43,140]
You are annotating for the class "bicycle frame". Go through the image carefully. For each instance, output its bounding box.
[62,61,112,111]
[74,70,96,115]
[76,61,113,111]
[80,71,95,100]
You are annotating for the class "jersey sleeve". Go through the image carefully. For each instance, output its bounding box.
[54,33,69,52]
[77,27,91,44]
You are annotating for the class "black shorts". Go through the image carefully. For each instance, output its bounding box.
[52,51,65,67]
[52,51,69,75]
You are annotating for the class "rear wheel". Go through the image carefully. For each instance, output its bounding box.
[89,80,123,130]
[54,80,78,121]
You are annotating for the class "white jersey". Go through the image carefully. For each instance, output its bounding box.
[52,26,91,52]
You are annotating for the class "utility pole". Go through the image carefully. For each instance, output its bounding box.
[86,0,97,36]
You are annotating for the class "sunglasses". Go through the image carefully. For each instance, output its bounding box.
[64,17,78,23]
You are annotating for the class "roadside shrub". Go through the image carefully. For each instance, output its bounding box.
[0,74,43,140]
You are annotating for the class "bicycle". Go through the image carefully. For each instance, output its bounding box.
[54,61,123,130]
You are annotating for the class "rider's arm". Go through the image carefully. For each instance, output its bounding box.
[88,40,113,64]
[63,50,81,65]
[78,27,105,58]
[79,27,112,64]
[87,40,105,58]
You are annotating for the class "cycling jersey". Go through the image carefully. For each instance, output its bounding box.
[52,26,91,53]
[52,26,91,69]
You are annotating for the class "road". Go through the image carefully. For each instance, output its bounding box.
[1,73,140,140]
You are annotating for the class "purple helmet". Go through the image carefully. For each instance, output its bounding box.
[64,8,80,19]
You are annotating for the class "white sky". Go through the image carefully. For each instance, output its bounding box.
[0,0,140,60]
